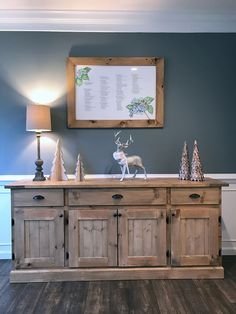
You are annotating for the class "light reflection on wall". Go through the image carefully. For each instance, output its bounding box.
[1,72,69,173]
[1,64,65,107]
[40,135,57,151]
[18,134,58,175]
[29,89,60,105]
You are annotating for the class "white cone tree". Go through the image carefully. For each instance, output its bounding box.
[74,154,85,181]
[50,139,68,181]
[179,141,190,180]
[190,140,204,181]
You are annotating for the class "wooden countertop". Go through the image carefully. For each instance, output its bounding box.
[5,177,228,189]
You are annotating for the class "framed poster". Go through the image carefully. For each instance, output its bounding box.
[67,57,164,128]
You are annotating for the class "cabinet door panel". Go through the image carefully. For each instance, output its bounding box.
[119,207,166,266]
[171,207,219,266]
[14,207,64,268]
[69,209,117,267]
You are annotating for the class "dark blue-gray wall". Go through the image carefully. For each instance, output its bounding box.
[0,32,236,175]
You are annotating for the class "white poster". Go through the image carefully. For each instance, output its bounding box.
[75,65,156,120]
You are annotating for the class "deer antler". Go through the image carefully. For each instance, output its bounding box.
[124,134,134,147]
[114,131,122,138]
[114,131,134,149]
[114,131,122,146]
[115,137,121,145]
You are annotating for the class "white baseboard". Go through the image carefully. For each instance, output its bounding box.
[222,240,236,256]
[222,249,236,256]
[0,252,11,259]
[0,244,11,259]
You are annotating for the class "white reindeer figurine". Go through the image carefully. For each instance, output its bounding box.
[113,132,147,181]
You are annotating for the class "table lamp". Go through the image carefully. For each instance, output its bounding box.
[26,104,51,181]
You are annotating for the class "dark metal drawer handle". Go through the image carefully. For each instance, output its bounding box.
[189,193,201,199]
[112,194,123,200]
[113,213,122,217]
[33,195,45,201]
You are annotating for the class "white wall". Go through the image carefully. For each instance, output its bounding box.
[0,174,235,259]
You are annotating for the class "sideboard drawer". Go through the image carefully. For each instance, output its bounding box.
[68,188,167,206]
[171,188,220,205]
[12,189,64,207]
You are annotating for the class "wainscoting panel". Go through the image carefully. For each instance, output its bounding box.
[222,184,236,255]
[0,182,11,259]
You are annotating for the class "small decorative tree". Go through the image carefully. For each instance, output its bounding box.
[74,154,85,181]
[190,140,204,181]
[50,139,68,181]
[179,141,190,180]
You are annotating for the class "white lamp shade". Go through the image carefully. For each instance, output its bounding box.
[26,104,51,132]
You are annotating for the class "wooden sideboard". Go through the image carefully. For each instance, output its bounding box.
[6,178,227,283]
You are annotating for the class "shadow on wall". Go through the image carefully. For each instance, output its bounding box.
[0,76,29,174]
[69,42,128,57]
[0,73,67,175]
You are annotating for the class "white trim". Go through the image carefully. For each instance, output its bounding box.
[0,244,11,259]
[0,243,11,247]
[222,239,236,256]
[1,173,236,183]
[0,188,11,194]
[0,175,35,181]
[222,240,236,243]
[0,252,11,259]
[207,173,236,180]
[2,174,177,182]
[222,187,236,191]
[0,10,235,33]
[222,249,236,255]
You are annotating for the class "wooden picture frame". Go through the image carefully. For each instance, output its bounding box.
[67,57,164,128]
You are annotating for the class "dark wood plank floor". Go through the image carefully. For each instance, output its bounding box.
[0,257,236,314]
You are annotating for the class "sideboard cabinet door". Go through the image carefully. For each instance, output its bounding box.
[14,207,64,268]
[118,207,167,266]
[171,207,219,266]
[69,209,117,267]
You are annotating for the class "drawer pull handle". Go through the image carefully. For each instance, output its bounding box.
[33,195,45,201]
[113,213,122,218]
[112,194,123,200]
[189,193,201,199]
